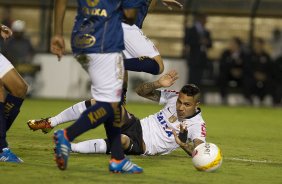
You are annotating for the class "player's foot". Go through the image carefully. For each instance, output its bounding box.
[109,158,143,174]
[0,148,23,163]
[27,118,53,134]
[53,130,71,170]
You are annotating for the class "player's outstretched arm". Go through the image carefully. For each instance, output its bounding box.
[0,24,13,40]
[172,124,204,156]
[135,70,178,102]
[50,0,67,61]
[172,129,193,156]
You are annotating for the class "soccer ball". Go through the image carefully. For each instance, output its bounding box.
[192,143,223,172]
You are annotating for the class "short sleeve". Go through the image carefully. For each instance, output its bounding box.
[187,123,206,143]
[159,89,179,105]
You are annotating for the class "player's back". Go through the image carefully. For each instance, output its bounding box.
[72,0,124,54]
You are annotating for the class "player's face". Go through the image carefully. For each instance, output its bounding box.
[176,92,198,120]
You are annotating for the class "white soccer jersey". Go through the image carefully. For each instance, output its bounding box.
[141,90,206,156]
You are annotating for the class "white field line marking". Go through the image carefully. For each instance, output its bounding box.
[225,157,282,164]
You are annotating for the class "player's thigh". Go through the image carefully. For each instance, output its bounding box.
[122,24,160,59]
[86,53,124,103]
[0,54,28,98]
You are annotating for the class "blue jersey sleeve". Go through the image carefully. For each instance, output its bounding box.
[122,0,144,9]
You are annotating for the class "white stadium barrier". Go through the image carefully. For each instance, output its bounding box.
[31,54,188,102]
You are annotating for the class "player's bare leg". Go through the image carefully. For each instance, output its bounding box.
[2,68,28,99]
[0,68,26,163]
[2,68,27,130]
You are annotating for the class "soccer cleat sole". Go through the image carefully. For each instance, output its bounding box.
[42,128,52,134]
[109,158,143,174]
[55,156,67,170]
[110,170,142,174]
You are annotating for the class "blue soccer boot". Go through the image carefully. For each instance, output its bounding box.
[0,148,23,163]
[53,130,71,170]
[109,158,143,173]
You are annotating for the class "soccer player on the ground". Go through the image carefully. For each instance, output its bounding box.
[28,70,206,156]
[0,24,28,162]
[49,0,143,173]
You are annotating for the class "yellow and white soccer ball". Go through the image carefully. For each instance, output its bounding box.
[192,143,223,172]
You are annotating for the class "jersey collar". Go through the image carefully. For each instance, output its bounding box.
[183,108,201,120]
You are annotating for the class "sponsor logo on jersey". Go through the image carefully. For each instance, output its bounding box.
[82,7,108,17]
[156,112,173,137]
[201,123,207,137]
[168,115,177,123]
[86,0,100,7]
[73,34,96,48]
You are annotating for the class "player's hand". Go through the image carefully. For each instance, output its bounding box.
[179,123,187,133]
[0,25,13,40]
[172,129,186,147]
[162,0,183,10]
[158,70,179,87]
[50,35,65,61]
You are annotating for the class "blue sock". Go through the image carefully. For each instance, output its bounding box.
[120,88,127,106]
[0,102,8,151]
[65,101,114,142]
[4,94,24,131]
[66,101,125,160]
[104,104,124,160]
[124,57,160,75]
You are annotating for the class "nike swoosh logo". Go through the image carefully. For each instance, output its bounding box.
[167,107,172,113]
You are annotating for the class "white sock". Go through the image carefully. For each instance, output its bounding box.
[71,139,107,154]
[50,100,88,127]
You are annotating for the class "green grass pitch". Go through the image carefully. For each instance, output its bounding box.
[0,99,282,184]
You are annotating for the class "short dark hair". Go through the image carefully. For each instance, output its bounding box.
[180,84,201,102]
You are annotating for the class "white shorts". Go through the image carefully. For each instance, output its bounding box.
[79,53,124,102]
[0,53,14,78]
[122,23,160,59]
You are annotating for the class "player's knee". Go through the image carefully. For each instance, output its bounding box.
[121,134,130,150]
